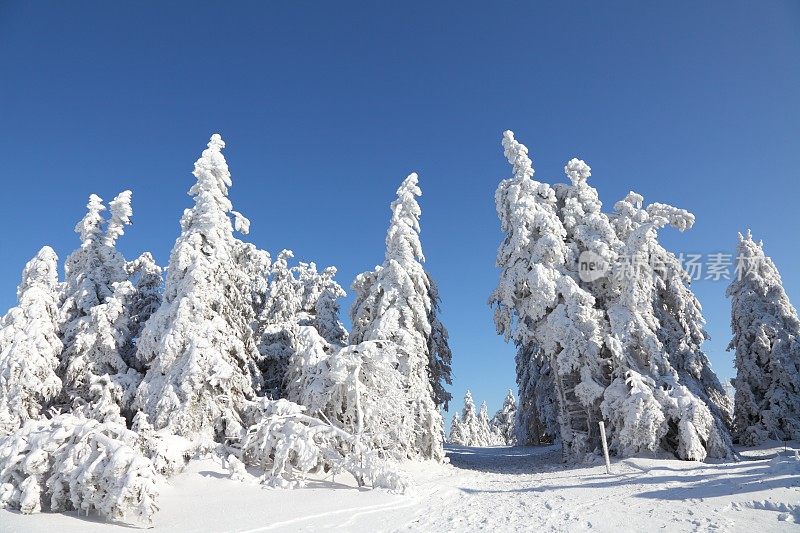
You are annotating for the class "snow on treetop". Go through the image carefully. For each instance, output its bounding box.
[564,158,591,185]
[106,190,133,245]
[31,245,58,267]
[208,133,225,149]
[396,172,421,197]
[501,130,534,181]
[75,194,106,244]
[17,245,58,298]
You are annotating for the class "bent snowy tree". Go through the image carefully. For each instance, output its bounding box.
[490,130,733,461]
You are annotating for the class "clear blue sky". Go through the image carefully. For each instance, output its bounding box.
[1,1,798,421]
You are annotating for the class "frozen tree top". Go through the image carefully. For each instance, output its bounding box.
[502,130,534,181]
[564,158,591,185]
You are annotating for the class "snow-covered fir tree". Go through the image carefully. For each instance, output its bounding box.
[490,130,733,461]
[58,191,141,423]
[349,173,452,460]
[602,192,732,460]
[311,266,348,346]
[257,249,302,397]
[134,134,264,443]
[478,401,494,444]
[125,252,163,371]
[515,346,558,445]
[728,231,800,444]
[491,389,517,445]
[0,247,63,433]
[448,411,465,445]
[449,390,494,446]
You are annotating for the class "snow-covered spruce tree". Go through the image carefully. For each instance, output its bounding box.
[124,252,163,371]
[453,390,482,446]
[490,131,733,461]
[312,266,348,346]
[489,132,607,457]
[602,192,732,460]
[728,231,800,445]
[134,134,263,443]
[478,402,493,445]
[448,411,465,445]
[58,191,140,423]
[491,389,518,445]
[515,345,558,445]
[0,247,63,433]
[349,173,451,460]
[650,236,733,429]
[257,249,302,398]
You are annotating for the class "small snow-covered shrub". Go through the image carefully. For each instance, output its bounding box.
[234,398,408,493]
[286,330,419,460]
[0,413,160,525]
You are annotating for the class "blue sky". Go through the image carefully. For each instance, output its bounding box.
[1,1,798,421]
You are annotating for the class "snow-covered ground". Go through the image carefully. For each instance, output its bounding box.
[3,443,799,532]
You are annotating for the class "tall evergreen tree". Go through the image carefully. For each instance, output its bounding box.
[0,247,63,433]
[58,191,139,423]
[728,231,800,444]
[134,134,263,442]
[349,173,451,460]
[257,249,302,397]
[491,131,733,461]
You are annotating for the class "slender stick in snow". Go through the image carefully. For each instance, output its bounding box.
[599,421,611,474]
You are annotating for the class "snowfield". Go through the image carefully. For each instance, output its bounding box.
[2,442,798,532]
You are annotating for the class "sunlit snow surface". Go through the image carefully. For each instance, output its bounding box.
[3,443,799,532]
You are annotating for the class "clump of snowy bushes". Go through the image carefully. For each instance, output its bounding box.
[0,133,450,525]
[0,413,160,525]
[230,398,408,492]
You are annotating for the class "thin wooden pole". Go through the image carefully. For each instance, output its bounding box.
[599,421,611,474]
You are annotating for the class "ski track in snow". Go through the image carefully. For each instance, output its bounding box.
[2,443,799,532]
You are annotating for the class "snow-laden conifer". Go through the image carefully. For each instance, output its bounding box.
[602,192,732,460]
[728,231,800,444]
[491,131,733,461]
[451,390,484,446]
[448,411,465,445]
[349,173,451,460]
[134,134,263,443]
[0,247,63,433]
[491,390,517,445]
[257,249,302,397]
[58,192,140,422]
[312,266,348,346]
[515,347,558,444]
[478,402,493,444]
[125,252,162,370]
